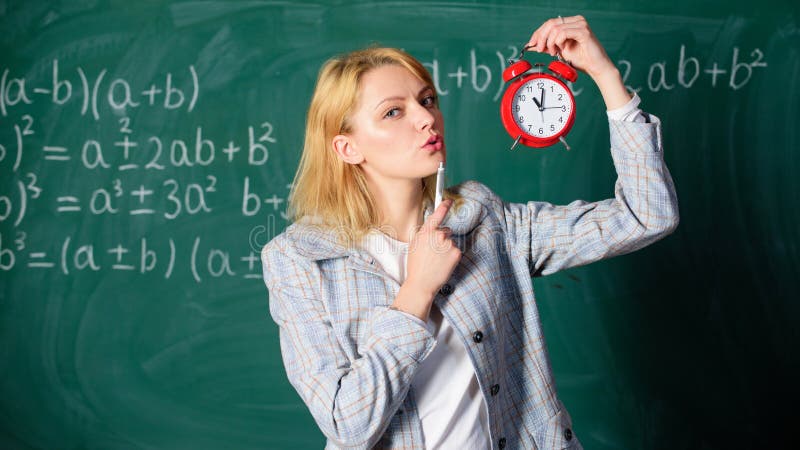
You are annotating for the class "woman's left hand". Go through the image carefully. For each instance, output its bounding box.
[527,15,632,110]
[526,15,616,80]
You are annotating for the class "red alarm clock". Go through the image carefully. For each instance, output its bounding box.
[500,51,578,150]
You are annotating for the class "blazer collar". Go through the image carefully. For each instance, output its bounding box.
[287,191,484,262]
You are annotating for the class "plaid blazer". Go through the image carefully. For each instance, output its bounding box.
[261,118,679,449]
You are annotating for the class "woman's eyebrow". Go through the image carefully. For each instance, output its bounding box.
[373,86,433,110]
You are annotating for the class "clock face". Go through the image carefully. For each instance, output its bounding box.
[510,77,574,139]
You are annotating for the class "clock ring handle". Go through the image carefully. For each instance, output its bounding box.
[511,44,574,70]
[555,52,573,67]
[509,44,535,64]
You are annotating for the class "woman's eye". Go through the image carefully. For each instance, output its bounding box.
[384,107,400,118]
[421,95,436,107]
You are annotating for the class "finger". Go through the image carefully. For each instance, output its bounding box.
[552,26,588,52]
[528,18,558,52]
[526,19,546,49]
[545,17,570,53]
[530,17,589,55]
[527,17,554,52]
[546,23,569,56]
[556,17,589,42]
[431,235,451,251]
[528,28,545,51]
[547,23,585,55]
[561,15,586,25]
[422,198,452,231]
[527,30,537,50]
[550,24,585,48]
[536,17,570,55]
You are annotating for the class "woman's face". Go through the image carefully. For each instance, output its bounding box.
[335,64,445,185]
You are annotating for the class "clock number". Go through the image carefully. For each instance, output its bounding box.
[557,94,563,101]
[550,125,555,132]
[527,124,533,132]
[526,85,533,93]
[518,94,526,101]
[514,105,520,113]
[537,82,544,89]
[518,115,524,123]
[561,105,567,112]
[558,116,563,123]
[538,128,544,135]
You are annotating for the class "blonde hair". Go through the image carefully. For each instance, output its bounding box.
[288,47,460,246]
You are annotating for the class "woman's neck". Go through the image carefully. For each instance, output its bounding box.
[368,178,424,243]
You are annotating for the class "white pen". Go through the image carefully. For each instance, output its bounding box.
[434,162,445,210]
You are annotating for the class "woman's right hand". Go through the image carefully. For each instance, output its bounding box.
[392,199,461,320]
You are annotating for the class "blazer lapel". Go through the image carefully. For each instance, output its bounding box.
[286,219,401,288]
[287,190,484,285]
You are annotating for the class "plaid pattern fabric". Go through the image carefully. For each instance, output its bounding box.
[261,118,679,449]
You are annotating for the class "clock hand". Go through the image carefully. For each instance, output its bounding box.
[539,88,545,122]
[530,97,544,123]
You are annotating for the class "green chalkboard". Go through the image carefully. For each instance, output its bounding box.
[1,1,798,448]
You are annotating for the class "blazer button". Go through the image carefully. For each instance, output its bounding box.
[472,331,484,343]
[439,283,454,296]
[564,428,573,441]
[498,437,506,449]
[490,384,500,396]
[396,409,404,415]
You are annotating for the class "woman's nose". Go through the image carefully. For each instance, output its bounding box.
[413,103,435,131]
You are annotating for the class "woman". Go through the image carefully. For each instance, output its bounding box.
[261,16,679,449]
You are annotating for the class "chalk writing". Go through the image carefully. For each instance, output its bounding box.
[0,39,770,285]
[0,61,199,120]
[423,43,767,99]
[0,232,261,281]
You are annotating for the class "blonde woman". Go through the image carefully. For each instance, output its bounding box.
[261,16,678,450]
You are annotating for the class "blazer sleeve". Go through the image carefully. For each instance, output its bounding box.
[500,117,680,277]
[261,240,436,449]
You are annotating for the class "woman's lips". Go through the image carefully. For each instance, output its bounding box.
[422,135,444,151]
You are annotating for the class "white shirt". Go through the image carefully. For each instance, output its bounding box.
[360,230,492,449]
[359,93,648,448]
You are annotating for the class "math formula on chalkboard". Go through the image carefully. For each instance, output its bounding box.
[0,41,769,284]
[0,61,282,282]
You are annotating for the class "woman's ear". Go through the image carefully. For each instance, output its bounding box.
[332,135,365,165]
